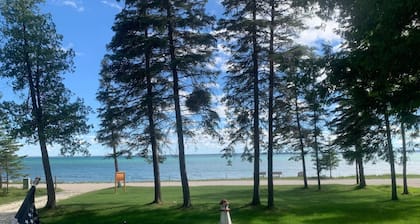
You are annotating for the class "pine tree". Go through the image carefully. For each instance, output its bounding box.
[164,0,217,207]
[305,54,328,190]
[103,0,218,207]
[0,125,25,193]
[218,0,264,205]
[96,59,130,175]
[277,46,312,189]
[314,0,420,201]
[100,1,170,204]
[263,0,304,207]
[0,0,91,208]
[319,147,340,178]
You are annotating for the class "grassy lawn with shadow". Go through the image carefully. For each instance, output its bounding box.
[39,185,420,224]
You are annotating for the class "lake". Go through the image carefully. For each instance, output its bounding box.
[21,153,420,183]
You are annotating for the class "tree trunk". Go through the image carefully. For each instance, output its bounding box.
[329,167,332,179]
[147,87,162,204]
[40,140,56,208]
[267,0,275,209]
[6,164,9,193]
[401,122,409,195]
[145,29,162,203]
[251,0,261,206]
[355,143,366,188]
[112,144,121,188]
[357,156,366,188]
[384,111,398,200]
[166,2,191,208]
[355,161,359,185]
[112,145,119,173]
[315,139,321,190]
[24,24,56,208]
[314,111,321,190]
[294,95,308,189]
[251,1,261,205]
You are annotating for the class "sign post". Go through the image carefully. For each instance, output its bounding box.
[114,171,126,192]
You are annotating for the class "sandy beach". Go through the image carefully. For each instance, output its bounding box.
[1,178,419,222]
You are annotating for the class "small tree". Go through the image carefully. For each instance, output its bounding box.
[319,147,340,178]
[0,126,25,193]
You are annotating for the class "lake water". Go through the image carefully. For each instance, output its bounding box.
[21,153,420,183]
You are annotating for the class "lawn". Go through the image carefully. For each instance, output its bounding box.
[0,187,47,205]
[40,185,420,224]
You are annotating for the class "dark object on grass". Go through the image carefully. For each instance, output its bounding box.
[15,177,41,224]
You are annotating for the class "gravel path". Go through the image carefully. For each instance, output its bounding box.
[1,178,419,223]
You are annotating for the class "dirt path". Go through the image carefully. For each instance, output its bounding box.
[1,178,418,223]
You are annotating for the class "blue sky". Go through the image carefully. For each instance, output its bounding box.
[1,0,342,157]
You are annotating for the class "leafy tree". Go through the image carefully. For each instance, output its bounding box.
[0,121,25,193]
[96,60,130,175]
[319,147,340,178]
[328,79,384,188]
[104,0,218,207]
[277,46,312,189]
[218,0,264,205]
[305,54,329,190]
[397,112,420,194]
[262,0,304,207]
[0,0,91,208]
[400,122,408,195]
[311,0,420,201]
[164,0,217,207]
[100,1,170,204]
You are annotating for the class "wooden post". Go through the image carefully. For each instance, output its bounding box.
[115,171,126,192]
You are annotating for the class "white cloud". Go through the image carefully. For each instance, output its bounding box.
[214,43,231,73]
[101,0,123,11]
[61,42,84,57]
[213,95,227,120]
[62,0,85,12]
[296,16,342,48]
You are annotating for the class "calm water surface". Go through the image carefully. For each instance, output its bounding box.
[21,153,420,183]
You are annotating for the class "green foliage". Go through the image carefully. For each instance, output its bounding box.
[186,88,211,113]
[39,185,420,224]
[0,0,92,208]
[319,147,340,177]
[0,0,92,156]
[320,0,419,200]
[100,0,219,207]
[99,0,219,155]
[0,124,25,190]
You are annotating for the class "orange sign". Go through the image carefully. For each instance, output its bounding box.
[114,171,126,192]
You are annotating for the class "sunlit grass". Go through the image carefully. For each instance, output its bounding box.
[39,184,420,224]
[0,187,47,205]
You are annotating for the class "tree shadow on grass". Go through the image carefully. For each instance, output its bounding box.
[39,185,420,224]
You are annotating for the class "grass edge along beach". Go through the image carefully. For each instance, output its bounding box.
[37,184,420,224]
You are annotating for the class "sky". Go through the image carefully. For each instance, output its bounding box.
[0,0,342,157]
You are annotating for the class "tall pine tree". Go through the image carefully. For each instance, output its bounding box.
[104,0,218,207]
[218,0,264,205]
[0,0,91,208]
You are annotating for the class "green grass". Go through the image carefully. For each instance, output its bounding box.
[39,185,420,224]
[277,174,420,180]
[0,187,48,205]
